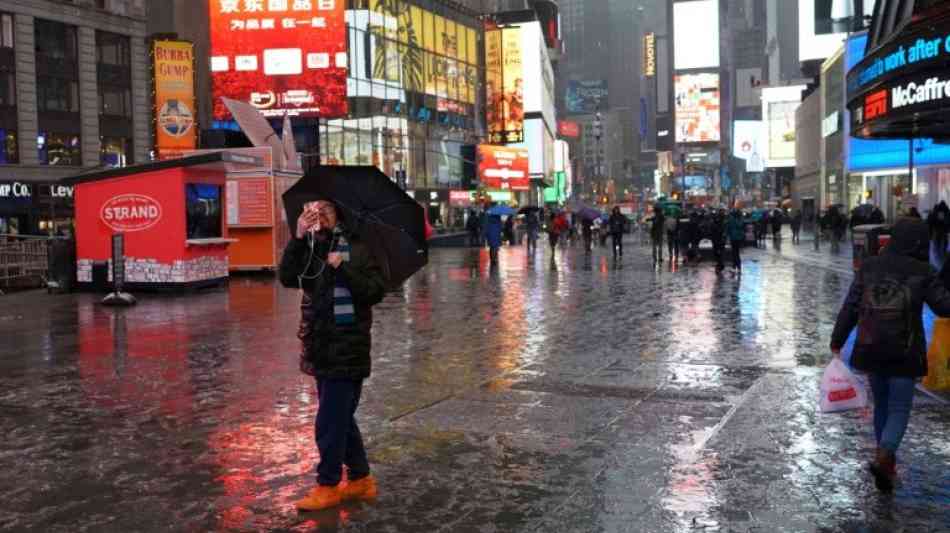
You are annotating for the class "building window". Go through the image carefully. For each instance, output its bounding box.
[35,20,78,61]
[99,86,130,117]
[0,71,14,107]
[0,129,17,164]
[0,14,13,49]
[96,31,130,66]
[37,77,79,112]
[38,132,81,166]
[100,136,129,167]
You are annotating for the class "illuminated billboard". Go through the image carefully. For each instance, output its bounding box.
[673,0,719,70]
[733,120,763,160]
[674,73,720,143]
[478,145,530,191]
[485,27,524,144]
[761,85,805,167]
[565,80,607,114]
[152,40,197,158]
[209,0,348,119]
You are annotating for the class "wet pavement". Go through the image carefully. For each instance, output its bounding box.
[1,239,949,533]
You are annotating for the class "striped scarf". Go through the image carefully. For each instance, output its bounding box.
[332,235,355,326]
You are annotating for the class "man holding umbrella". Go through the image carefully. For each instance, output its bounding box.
[280,200,387,511]
[279,166,427,512]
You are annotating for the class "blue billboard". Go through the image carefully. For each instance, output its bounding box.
[565,80,607,114]
[846,32,950,172]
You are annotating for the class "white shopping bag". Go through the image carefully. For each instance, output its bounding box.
[819,358,868,413]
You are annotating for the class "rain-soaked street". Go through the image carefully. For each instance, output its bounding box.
[1,238,948,533]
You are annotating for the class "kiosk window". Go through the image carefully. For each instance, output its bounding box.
[185,184,223,239]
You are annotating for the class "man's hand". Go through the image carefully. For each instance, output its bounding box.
[296,211,321,239]
[327,252,344,269]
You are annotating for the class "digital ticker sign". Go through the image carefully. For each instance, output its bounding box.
[847,18,950,139]
[209,0,348,119]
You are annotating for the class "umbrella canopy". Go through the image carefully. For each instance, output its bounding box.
[574,205,603,221]
[282,165,427,287]
[518,206,541,215]
[487,204,517,216]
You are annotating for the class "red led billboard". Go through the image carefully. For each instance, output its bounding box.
[478,145,530,192]
[209,0,348,119]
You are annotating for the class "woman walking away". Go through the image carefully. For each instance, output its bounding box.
[726,209,745,273]
[649,205,665,264]
[608,207,627,259]
[790,209,802,244]
[830,219,950,492]
[549,211,567,252]
[665,214,678,262]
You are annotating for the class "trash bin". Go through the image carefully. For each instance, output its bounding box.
[852,224,889,271]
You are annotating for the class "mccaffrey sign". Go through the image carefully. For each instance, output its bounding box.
[847,9,950,139]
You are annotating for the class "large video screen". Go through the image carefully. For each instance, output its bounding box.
[673,0,720,70]
[565,80,607,114]
[209,0,348,119]
[477,145,529,191]
[674,73,720,143]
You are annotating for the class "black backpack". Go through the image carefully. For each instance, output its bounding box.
[854,276,916,363]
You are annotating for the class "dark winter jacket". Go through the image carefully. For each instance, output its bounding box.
[649,212,665,241]
[831,219,950,377]
[726,213,745,242]
[609,213,627,235]
[279,229,387,380]
[929,201,949,238]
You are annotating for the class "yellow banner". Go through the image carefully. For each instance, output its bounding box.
[153,40,196,157]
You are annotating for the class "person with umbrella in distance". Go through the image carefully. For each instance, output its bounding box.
[280,200,387,512]
[483,204,504,266]
[280,165,427,513]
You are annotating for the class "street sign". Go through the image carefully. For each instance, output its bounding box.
[112,233,125,292]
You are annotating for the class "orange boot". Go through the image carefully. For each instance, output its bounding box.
[868,448,897,493]
[340,475,378,501]
[295,485,342,511]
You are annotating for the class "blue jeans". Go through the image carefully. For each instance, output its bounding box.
[316,378,370,486]
[868,374,915,453]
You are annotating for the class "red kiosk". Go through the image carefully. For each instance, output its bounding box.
[65,152,263,290]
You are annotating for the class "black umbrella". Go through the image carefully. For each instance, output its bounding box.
[282,165,427,287]
[518,206,541,215]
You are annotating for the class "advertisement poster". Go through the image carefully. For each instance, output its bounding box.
[766,101,799,162]
[209,0,348,119]
[478,145,529,191]
[565,80,607,114]
[674,73,720,143]
[153,40,197,158]
[558,120,580,138]
[732,120,762,160]
[485,27,524,145]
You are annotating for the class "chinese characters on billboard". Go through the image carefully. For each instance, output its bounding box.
[674,73,720,143]
[153,40,197,158]
[485,27,524,144]
[478,145,529,191]
[209,0,348,119]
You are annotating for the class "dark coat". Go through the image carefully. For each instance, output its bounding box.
[609,213,627,235]
[483,214,503,248]
[831,220,950,377]
[279,230,387,379]
[726,214,745,242]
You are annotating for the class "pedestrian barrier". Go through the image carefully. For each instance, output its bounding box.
[0,235,52,293]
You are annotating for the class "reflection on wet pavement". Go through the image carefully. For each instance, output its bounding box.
[0,240,947,532]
